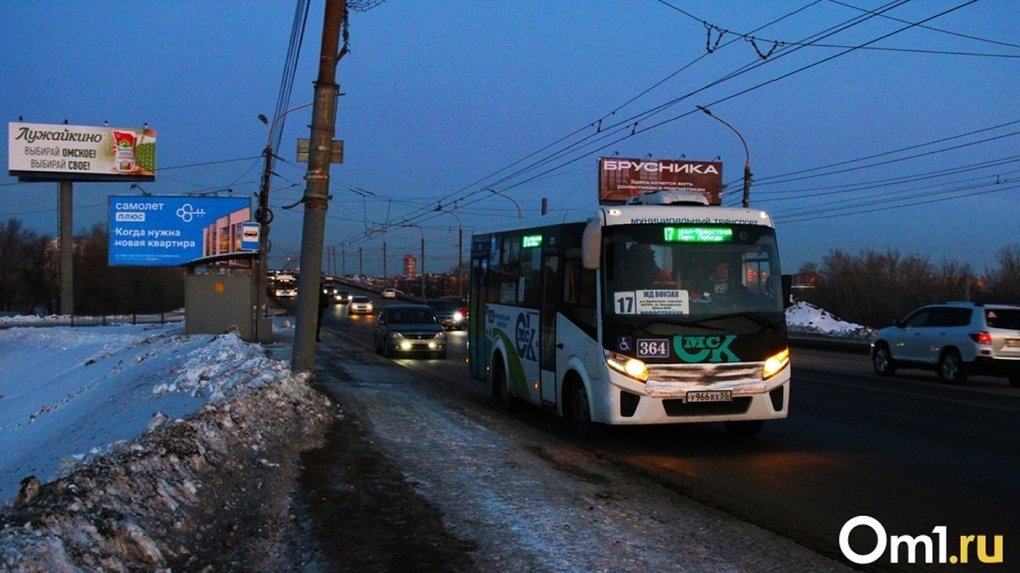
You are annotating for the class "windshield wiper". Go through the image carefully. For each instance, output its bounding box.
[712,311,782,331]
[630,318,726,335]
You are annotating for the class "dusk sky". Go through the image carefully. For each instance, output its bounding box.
[3,1,1017,277]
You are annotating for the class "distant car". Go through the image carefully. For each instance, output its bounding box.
[337,290,351,304]
[322,282,342,304]
[437,296,469,324]
[348,295,374,315]
[871,302,1020,385]
[426,299,465,330]
[373,304,447,359]
[274,284,297,298]
[381,287,398,299]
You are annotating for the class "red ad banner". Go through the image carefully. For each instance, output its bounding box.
[598,157,722,205]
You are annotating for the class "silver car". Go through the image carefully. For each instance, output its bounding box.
[348,295,374,315]
[374,304,447,359]
[871,302,1020,385]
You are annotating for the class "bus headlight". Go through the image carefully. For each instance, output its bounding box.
[762,347,790,380]
[605,350,649,382]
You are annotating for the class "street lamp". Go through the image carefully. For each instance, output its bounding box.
[486,187,522,219]
[697,105,751,208]
[435,204,464,297]
[254,102,313,342]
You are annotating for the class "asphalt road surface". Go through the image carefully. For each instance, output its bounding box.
[312,291,1018,571]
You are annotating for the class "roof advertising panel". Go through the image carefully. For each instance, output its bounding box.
[598,157,723,205]
[108,196,251,266]
[8,122,156,182]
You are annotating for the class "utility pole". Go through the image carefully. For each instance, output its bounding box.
[292,0,346,372]
[254,143,273,342]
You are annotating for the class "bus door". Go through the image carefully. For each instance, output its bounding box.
[539,253,560,407]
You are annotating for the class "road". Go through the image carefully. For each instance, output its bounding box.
[312,290,1018,571]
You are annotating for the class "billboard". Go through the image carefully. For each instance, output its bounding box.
[8,122,156,182]
[108,196,251,266]
[598,157,723,205]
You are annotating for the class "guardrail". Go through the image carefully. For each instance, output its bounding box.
[0,310,185,329]
[788,333,872,354]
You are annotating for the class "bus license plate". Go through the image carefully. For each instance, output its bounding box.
[686,390,732,403]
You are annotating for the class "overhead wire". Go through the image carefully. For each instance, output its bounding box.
[380,0,879,232]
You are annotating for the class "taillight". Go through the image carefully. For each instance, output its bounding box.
[970,331,993,345]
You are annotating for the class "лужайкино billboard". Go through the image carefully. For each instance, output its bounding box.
[108,196,251,266]
[9,122,156,182]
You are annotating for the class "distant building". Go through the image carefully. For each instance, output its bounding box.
[403,254,417,277]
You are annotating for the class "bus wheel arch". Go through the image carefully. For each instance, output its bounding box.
[490,349,516,412]
[563,371,598,439]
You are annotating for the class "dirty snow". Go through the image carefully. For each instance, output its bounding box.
[0,306,861,570]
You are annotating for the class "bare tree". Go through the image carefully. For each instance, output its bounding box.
[987,244,1020,303]
[0,220,56,313]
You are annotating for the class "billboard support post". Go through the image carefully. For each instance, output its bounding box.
[59,181,73,315]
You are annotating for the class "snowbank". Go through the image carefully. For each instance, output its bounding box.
[0,324,335,571]
[785,301,873,339]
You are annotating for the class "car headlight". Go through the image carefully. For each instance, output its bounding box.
[434,331,447,340]
[604,350,649,382]
[762,347,790,380]
[453,311,464,322]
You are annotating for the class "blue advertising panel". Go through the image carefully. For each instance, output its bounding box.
[108,196,252,266]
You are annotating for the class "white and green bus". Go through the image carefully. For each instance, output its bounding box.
[467,190,792,437]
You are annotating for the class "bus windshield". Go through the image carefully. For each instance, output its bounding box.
[602,224,783,318]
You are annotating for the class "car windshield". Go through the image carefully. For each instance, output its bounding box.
[352,296,369,303]
[428,301,458,312]
[389,308,435,323]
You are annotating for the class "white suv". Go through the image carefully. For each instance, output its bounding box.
[871,302,1020,385]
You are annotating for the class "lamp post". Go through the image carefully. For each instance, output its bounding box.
[486,187,522,219]
[435,205,464,297]
[697,105,751,208]
[254,101,313,342]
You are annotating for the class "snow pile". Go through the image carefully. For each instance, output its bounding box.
[785,300,874,339]
[0,323,335,571]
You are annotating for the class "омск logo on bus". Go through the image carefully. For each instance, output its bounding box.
[515,313,537,360]
[673,335,740,363]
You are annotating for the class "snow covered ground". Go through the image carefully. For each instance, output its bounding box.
[0,319,302,503]
[0,303,862,570]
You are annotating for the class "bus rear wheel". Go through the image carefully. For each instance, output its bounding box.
[491,355,516,412]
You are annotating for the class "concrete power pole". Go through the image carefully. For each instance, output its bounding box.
[292,0,346,373]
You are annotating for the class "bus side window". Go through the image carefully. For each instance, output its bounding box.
[562,256,596,330]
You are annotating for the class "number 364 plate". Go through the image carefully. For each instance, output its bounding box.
[685,390,732,403]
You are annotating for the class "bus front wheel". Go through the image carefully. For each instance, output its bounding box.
[565,380,597,439]
[725,420,763,438]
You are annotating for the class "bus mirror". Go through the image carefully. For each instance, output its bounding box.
[781,274,793,308]
[581,217,601,270]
